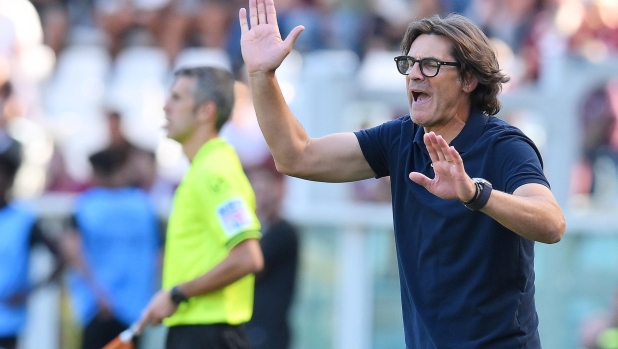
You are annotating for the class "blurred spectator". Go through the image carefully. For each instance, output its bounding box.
[0,15,17,59]
[277,0,325,53]
[0,148,63,349]
[0,0,43,58]
[103,108,176,213]
[0,80,21,165]
[464,0,544,87]
[220,81,270,167]
[567,0,618,62]
[366,0,437,51]
[29,0,70,55]
[570,79,618,204]
[60,146,161,349]
[104,108,157,190]
[161,0,242,62]
[316,0,369,58]
[440,0,471,15]
[244,156,299,349]
[44,143,90,193]
[581,290,618,349]
[94,0,171,57]
[1,0,54,121]
[466,0,543,53]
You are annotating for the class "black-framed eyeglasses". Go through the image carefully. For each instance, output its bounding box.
[393,56,460,77]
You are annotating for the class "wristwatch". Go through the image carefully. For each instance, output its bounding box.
[461,178,493,211]
[170,286,189,305]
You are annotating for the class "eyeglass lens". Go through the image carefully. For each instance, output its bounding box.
[397,58,440,77]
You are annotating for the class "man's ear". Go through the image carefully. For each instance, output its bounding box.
[462,74,478,93]
[196,101,216,124]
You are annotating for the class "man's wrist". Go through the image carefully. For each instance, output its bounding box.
[461,178,479,204]
[170,285,189,306]
[461,178,493,211]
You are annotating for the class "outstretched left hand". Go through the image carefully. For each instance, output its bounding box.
[409,132,476,201]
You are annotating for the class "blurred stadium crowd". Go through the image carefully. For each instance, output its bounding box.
[0,0,617,201]
[2,0,618,348]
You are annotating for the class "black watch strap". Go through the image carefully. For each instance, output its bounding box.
[170,286,189,305]
[462,178,492,211]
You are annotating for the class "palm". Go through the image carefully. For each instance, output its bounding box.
[425,164,460,200]
[409,132,472,201]
[239,0,303,74]
[241,24,287,73]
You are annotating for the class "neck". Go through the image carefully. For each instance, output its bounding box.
[425,103,473,143]
[182,126,219,161]
[425,115,467,143]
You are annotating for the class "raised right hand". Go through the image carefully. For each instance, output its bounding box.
[239,0,304,75]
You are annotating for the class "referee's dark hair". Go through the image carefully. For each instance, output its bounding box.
[174,66,235,132]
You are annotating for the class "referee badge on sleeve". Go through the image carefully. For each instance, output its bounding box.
[216,198,254,237]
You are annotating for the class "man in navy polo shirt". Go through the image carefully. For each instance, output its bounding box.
[238,0,566,347]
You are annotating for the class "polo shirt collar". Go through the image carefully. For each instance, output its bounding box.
[413,109,489,154]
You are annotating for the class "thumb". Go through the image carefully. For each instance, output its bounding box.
[283,25,305,49]
[409,172,431,189]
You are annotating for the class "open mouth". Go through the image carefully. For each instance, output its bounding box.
[412,91,429,102]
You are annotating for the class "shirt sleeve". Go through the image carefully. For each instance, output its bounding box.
[354,117,404,178]
[201,174,261,249]
[492,129,550,194]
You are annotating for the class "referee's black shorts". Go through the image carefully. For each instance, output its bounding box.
[166,324,251,349]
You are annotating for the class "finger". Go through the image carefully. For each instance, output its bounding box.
[249,0,258,28]
[435,136,454,162]
[265,0,278,26]
[134,313,149,334]
[431,136,447,161]
[424,133,440,164]
[409,171,431,187]
[257,0,266,24]
[447,146,462,164]
[239,8,249,33]
[283,25,305,49]
[425,132,446,162]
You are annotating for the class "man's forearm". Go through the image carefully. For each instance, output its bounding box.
[176,239,263,298]
[481,189,565,244]
[249,72,309,175]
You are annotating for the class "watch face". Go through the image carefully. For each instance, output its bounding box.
[473,178,492,188]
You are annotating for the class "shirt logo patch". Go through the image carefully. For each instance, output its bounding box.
[217,198,253,237]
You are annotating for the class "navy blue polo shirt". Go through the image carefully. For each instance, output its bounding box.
[354,110,548,348]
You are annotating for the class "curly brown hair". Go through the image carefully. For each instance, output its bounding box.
[400,14,510,116]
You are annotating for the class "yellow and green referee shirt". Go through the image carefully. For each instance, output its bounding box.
[162,138,261,326]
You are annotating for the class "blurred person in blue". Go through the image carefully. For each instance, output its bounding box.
[60,146,162,349]
[239,1,566,347]
[0,148,63,349]
[135,66,263,349]
[244,155,299,349]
